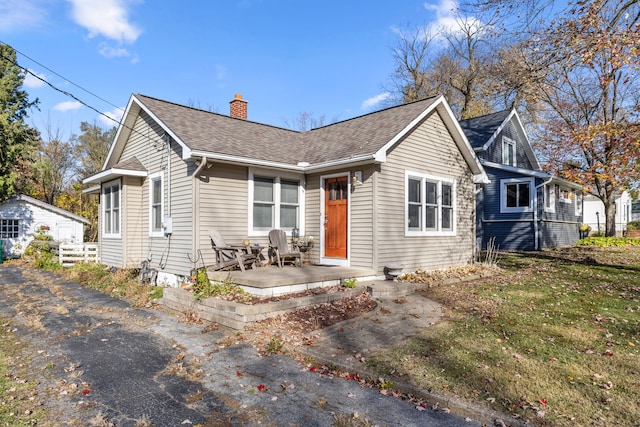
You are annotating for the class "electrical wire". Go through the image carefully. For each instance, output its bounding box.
[1,40,123,112]
[0,43,173,153]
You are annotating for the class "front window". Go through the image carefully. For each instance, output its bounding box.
[500,178,533,213]
[250,171,301,234]
[406,172,456,235]
[0,219,19,238]
[103,179,121,237]
[149,172,164,236]
[502,137,516,166]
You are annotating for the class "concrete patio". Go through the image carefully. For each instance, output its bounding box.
[206,263,379,297]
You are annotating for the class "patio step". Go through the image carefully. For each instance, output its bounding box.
[160,286,368,330]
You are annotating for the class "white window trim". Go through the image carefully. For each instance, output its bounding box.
[148,171,164,238]
[102,179,121,238]
[544,183,556,213]
[0,218,20,239]
[502,136,516,166]
[248,168,305,237]
[405,171,456,237]
[500,178,534,213]
[559,187,573,204]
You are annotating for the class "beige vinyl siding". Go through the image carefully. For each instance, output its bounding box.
[303,172,322,265]
[196,163,253,268]
[376,110,475,273]
[112,112,196,278]
[349,165,375,269]
[123,176,144,267]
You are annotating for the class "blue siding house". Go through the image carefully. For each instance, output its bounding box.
[460,110,583,251]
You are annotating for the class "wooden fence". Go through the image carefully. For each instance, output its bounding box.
[59,243,99,267]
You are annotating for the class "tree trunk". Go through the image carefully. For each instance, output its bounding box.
[603,197,617,237]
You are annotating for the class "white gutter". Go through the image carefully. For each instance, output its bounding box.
[188,151,378,173]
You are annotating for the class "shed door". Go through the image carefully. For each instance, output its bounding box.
[324,176,348,258]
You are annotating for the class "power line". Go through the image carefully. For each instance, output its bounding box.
[0,42,169,151]
[0,40,123,113]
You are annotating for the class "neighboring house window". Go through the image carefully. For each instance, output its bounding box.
[406,171,456,235]
[103,179,121,237]
[559,188,572,203]
[544,184,556,213]
[250,171,301,234]
[149,172,164,237]
[502,137,516,166]
[575,191,583,216]
[0,219,19,238]
[500,178,534,213]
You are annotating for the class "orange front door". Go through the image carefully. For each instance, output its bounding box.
[324,176,348,258]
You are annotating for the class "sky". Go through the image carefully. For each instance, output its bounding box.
[0,0,467,139]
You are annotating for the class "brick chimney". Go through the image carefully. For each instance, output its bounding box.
[229,93,247,119]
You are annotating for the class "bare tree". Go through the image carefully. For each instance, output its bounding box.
[282,112,340,131]
[31,124,76,206]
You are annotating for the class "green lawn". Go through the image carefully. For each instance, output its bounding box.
[367,245,640,426]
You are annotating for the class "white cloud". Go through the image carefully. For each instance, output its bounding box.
[68,0,142,44]
[98,43,139,62]
[23,69,46,89]
[423,0,483,38]
[54,100,83,111]
[361,93,391,110]
[0,0,47,32]
[215,64,227,80]
[100,107,125,126]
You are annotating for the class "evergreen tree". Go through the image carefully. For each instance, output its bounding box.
[0,44,40,201]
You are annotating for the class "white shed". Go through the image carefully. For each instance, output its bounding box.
[0,195,90,258]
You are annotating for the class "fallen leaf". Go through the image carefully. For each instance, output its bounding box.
[236,371,242,377]
[81,389,91,395]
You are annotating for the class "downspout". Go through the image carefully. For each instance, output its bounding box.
[535,178,553,250]
[194,156,209,177]
[191,156,209,267]
[165,134,172,217]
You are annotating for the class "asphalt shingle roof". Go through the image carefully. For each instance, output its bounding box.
[135,94,439,166]
[113,156,147,172]
[458,109,511,149]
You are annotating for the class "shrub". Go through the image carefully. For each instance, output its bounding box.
[191,269,252,302]
[342,278,357,288]
[626,220,640,231]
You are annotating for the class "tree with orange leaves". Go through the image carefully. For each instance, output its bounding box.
[528,0,640,236]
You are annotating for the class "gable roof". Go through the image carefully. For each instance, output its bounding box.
[458,110,511,150]
[2,195,90,224]
[459,109,542,171]
[93,93,487,183]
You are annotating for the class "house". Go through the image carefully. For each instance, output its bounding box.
[83,93,488,286]
[583,191,632,235]
[459,109,583,251]
[0,194,90,258]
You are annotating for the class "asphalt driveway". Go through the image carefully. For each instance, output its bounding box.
[0,263,484,426]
